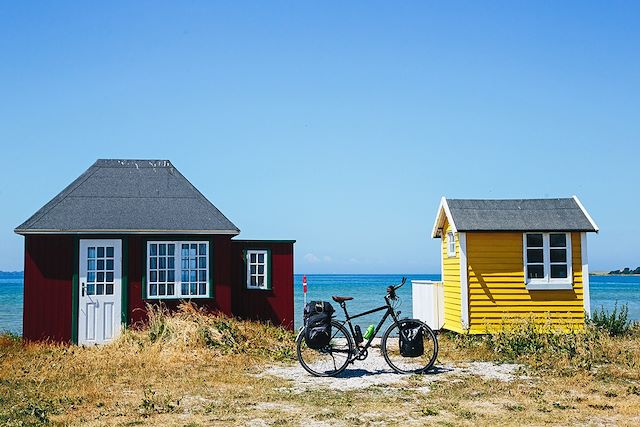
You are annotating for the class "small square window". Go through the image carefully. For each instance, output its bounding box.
[246,250,269,290]
[446,232,456,257]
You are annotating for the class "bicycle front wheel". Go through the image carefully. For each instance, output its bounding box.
[381,319,438,374]
[296,320,354,377]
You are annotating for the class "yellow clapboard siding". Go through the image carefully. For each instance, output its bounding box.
[468,282,583,289]
[460,231,585,333]
[468,287,584,295]
[440,219,461,332]
[469,295,582,308]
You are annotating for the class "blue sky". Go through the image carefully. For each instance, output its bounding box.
[1,2,639,273]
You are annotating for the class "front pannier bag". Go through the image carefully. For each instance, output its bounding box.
[303,301,335,350]
[399,324,424,357]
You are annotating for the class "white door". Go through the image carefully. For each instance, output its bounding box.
[78,239,122,345]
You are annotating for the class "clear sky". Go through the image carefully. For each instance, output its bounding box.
[1,2,639,273]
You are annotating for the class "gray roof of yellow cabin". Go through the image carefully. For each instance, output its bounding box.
[15,159,240,235]
[432,197,599,237]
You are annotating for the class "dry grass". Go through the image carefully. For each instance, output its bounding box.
[1,304,639,426]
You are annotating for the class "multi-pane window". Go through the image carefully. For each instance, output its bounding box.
[246,250,269,289]
[86,245,115,295]
[447,232,456,257]
[524,233,572,286]
[147,241,209,299]
[180,243,209,297]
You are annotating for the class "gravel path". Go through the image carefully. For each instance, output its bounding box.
[262,342,524,392]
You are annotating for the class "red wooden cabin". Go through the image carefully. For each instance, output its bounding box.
[15,159,295,344]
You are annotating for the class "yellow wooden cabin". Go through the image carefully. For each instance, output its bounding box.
[421,196,599,334]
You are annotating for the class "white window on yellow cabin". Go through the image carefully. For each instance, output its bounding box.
[523,233,572,290]
[447,232,456,257]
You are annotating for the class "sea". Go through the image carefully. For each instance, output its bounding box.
[1,273,639,334]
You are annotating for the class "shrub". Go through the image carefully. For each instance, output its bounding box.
[132,302,296,361]
[590,303,633,336]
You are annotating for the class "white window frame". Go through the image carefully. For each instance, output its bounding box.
[246,249,269,290]
[446,232,456,257]
[146,241,210,299]
[523,233,572,290]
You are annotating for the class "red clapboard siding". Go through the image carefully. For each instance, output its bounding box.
[231,241,295,329]
[23,235,73,342]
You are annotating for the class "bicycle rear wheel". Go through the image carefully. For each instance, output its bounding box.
[381,319,438,374]
[296,320,354,377]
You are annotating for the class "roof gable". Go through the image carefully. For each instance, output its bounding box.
[432,196,598,237]
[15,159,240,235]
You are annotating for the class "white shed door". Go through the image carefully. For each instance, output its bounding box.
[78,239,122,345]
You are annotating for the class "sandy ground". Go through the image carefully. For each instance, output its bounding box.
[262,342,524,392]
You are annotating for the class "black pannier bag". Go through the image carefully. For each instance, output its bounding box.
[399,324,424,357]
[303,301,335,350]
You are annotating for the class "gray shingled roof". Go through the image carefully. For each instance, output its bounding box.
[15,159,240,235]
[433,197,598,237]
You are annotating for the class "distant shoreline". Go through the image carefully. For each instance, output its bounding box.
[591,272,640,277]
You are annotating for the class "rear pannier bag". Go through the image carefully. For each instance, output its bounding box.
[303,301,335,350]
[399,324,424,358]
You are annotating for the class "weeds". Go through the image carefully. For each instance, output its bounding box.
[2,304,639,426]
[590,303,634,336]
[139,302,296,361]
[139,386,180,416]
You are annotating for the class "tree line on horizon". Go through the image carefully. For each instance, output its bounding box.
[609,267,640,275]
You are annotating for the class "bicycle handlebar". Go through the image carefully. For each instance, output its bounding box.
[386,277,407,298]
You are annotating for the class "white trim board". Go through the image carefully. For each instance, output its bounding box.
[573,195,599,232]
[581,232,591,318]
[458,232,469,330]
[431,196,457,238]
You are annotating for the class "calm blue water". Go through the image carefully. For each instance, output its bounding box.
[0,274,638,334]
[0,278,23,334]
[292,274,640,330]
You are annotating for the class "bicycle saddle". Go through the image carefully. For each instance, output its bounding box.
[332,296,353,303]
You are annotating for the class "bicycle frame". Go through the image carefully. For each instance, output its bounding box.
[335,295,401,362]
